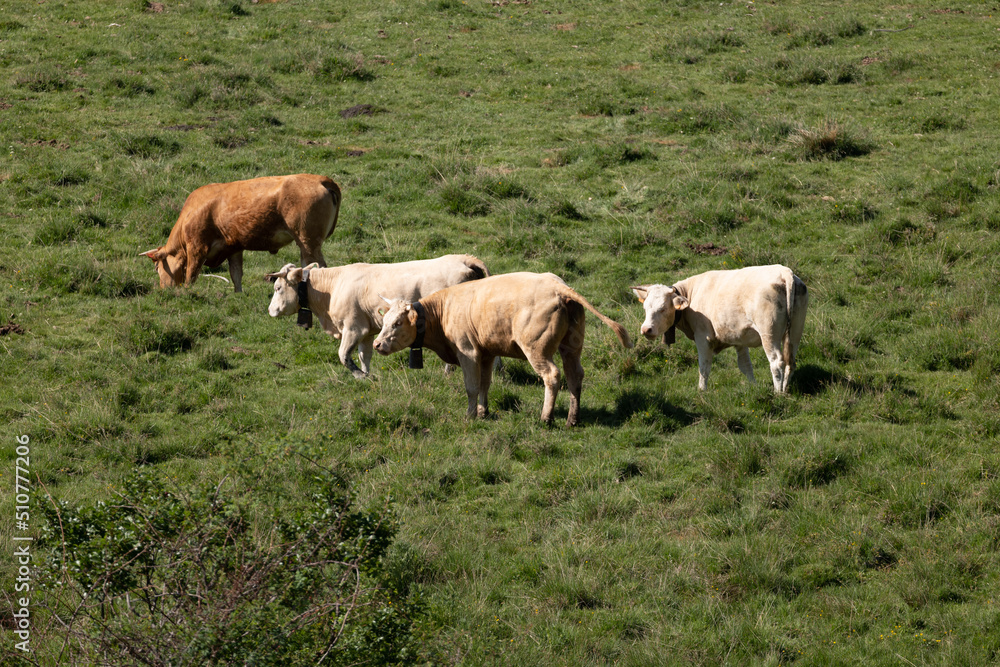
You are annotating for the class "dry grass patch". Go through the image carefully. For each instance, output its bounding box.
[787,119,874,161]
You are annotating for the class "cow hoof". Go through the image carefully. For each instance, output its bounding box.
[351,370,369,380]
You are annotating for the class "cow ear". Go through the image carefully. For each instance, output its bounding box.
[263,268,287,282]
[288,268,304,283]
[630,286,649,303]
[672,295,690,311]
[407,308,419,326]
[377,307,386,317]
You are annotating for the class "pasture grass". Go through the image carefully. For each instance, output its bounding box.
[3,0,1000,663]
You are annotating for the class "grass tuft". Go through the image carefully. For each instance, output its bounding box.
[16,66,69,92]
[787,119,874,160]
[118,134,182,159]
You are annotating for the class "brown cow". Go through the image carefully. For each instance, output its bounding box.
[373,272,633,426]
[141,174,341,292]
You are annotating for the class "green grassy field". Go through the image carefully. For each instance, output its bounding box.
[3,0,1000,663]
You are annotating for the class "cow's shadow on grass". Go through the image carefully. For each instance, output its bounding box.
[575,389,697,429]
[498,360,543,386]
[790,363,914,397]
[791,363,845,395]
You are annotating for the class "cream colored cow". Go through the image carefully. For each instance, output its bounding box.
[373,272,633,426]
[266,255,490,378]
[632,265,807,392]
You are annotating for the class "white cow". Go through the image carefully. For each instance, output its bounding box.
[266,254,490,378]
[631,264,807,392]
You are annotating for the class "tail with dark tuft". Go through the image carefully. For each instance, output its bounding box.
[556,284,633,349]
[320,177,342,240]
[462,255,491,281]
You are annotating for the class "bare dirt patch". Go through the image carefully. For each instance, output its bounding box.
[339,104,385,119]
[21,139,70,150]
[686,242,728,256]
[0,318,25,336]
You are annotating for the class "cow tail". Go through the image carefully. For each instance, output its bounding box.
[463,255,490,280]
[321,178,342,240]
[782,269,796,366]
[557,285,633,349]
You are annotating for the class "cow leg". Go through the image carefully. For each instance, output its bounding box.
[185,246,206,287]
[559,346,584,427]
[298,242,327,269]
[228,251,244,293]
[783,317,806,394]
[478,355,496,417]
[458,355,483,418]
[767,354,786,393]
[736,346,755,385]
[526,352,561,424]
[357,335,375,376]
[759,332,786,393]
[338,327,368,379]
[694,338,715,391]
[781,341,797,394]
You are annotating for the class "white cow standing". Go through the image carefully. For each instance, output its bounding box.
[631,264,807,393]
[266,254,490,378]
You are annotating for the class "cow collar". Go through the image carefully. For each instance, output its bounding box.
[296,268,313,329]
[664,284,679,346]
[408,301,427,369]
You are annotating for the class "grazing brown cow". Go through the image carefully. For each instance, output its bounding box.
[373,272,633,426]
[632,264,808,392]
[141,174,341,292]
[265,254,491,378]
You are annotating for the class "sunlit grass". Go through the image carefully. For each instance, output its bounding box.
[2,0,1000,663]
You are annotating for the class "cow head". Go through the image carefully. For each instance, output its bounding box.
[264,263,309,317]
[631,284,689,341]
[373,298,419,355]
[141,247,185,288]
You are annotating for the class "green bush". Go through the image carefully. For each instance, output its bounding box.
[38,470,422,665]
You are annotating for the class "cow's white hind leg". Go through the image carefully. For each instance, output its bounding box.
[736,347,755,385]
[759,327,788,393]
[762,344,785,393]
